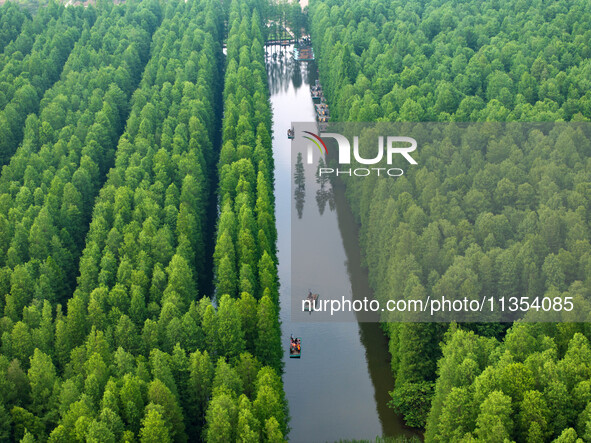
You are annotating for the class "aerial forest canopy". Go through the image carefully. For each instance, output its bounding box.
[208,0,286,440]
[0,0,286,441]
[0,3,95,165]
[0,2,29,54]
[309,0,591,440]
[1,0,589,440]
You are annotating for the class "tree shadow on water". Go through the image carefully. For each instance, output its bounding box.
[315,157,334,216]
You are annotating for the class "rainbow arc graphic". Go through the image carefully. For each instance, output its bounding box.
[302,131,327,155]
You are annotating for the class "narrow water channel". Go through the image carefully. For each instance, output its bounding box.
[266,44,419,442]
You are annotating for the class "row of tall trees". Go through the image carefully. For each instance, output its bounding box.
[0,3,94,166]
[0,7,40,72]
[50,1,229,439]
[215,0,279,367]
[0,0,159,313]
[0,0,160,440]
[0,2,95,87]
[0,2,28,54]
[0,1,91,108]
[425,323,591,442]
[310,0,591,123]
[310,0,591,438]
[207,0,286,441]
[0,0,288,440]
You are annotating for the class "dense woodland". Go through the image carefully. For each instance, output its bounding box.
[4,0,590,440]
[0,0,286,441]
[0,2,93,166]
[208,0,286,441]
[0,3,28,54]
[310,0,591,441]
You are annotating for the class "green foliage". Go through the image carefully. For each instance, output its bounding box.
[474,391,513,442]
[0,3,29,54]
[0,3,91,166]
[255,294,283,372]
[204,391,236,443]
[424,327,591,442]
[216,0,276,303]
[0,0,289,440]
[553,428,581,443]
[140,408,171,443]
[388,381,434,428]
[335,438,422,443]
[208,0,286,433]
[311,0,591,122]
[0,0,159,326]
[146,379,186,443]
[216,294,245,360]
[310,0,591,440]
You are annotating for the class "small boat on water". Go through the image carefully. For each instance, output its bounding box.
[315,103,330,123]
[290,336,302,358]
[311,79,323,102]
[295,45,314,61]
[303,290,320,311]
[315,103,329,116]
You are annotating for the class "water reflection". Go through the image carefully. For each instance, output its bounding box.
[294,152,305,219]
[266,44,314,96]
[315,159,334,216]
[293,152,338,219]
[292,55,303,89]
[331,179,408,435]
[267,43,421,442]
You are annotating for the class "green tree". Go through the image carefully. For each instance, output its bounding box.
[237,394,260,443]
[147,379,186,443]
[204,392,236,443]
[518,390,551,441]
[119,374,146,435]
[255,295,282,371]
[238,292,258,352]
[253,368,285,436]
[164,254,196,309]
[188,349,213,434]
[140,408,171,443]
[263,416,285,443]
[258,252,278,302]
[28,349,58,418]
[475,390,513,442]
[216,294,245,359]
